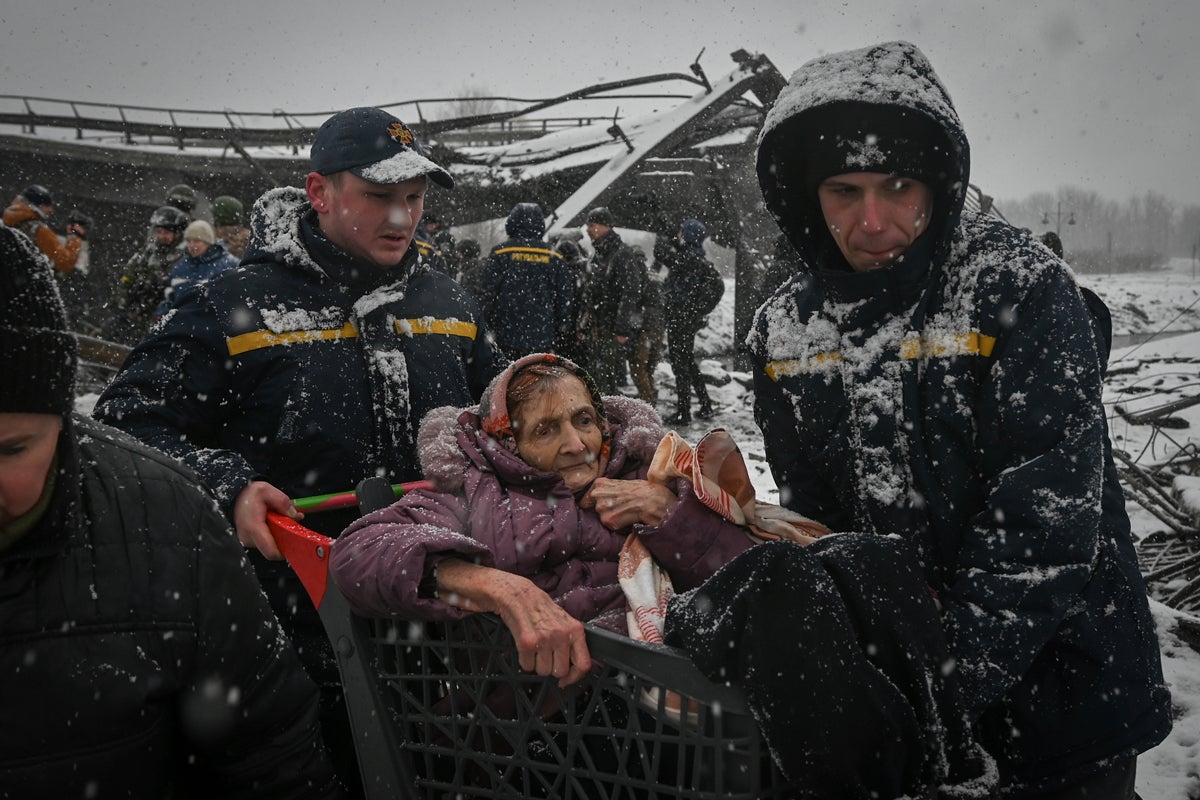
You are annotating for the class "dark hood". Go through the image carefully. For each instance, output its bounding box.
[505,203,546,240]
[756,41,970,274]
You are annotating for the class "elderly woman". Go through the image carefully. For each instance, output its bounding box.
[330,352,754,687]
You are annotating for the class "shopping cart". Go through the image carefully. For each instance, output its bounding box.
[269,476,790,799]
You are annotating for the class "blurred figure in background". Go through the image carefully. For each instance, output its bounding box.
[662,219,722,425]
[110,205,187,344]
[627,245,663,407]
[582,206,642,394]
[212,195,250,259]
[155,220,239,315]
[481,203,573,359]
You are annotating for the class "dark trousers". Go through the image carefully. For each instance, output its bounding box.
[590,331,626,394]
[666,316,709,415]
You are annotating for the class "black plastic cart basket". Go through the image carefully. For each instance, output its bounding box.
[268,477,791,800]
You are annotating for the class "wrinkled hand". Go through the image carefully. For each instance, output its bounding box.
[233,480,302,560]
[436,561,591,687]
[498,578,591,687]
[581,477,676,530]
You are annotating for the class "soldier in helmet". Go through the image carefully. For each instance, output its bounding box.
[110,205,188,344]
[139,184,198,247]
[211,194,250,259]
[165,183,198,216]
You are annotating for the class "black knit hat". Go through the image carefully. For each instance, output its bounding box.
[585,207,615,227]
[0,226,77,415]
[20,185,54,208]
[798,101,950,194]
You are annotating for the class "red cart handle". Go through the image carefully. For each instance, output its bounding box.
[267,513,334,609]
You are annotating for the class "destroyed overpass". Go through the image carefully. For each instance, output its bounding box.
[0,48,997,349]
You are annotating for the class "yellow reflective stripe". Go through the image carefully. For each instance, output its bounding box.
[763,331,996,382]
[226,322,358,356]
[493,246,559,257]
[899,332,996,359]
[395,318,478,340]
[764,351,843,380]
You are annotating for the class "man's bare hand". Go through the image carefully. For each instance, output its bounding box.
[233,480,302,560]
[581,477,677,530]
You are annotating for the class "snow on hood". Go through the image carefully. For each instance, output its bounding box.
[242,186,324,277]
[505,202,546,239]
[756,40,970,270]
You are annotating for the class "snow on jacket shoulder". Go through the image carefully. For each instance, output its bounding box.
[95,186,504,517]
[331,394,751,623]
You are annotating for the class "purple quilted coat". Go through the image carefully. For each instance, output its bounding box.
[331,393,752,628]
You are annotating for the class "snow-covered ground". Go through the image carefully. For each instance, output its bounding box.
[75,256,1200,795]
[659,257,1200,798]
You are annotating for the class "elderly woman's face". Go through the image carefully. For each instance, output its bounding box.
[513,375,603,492]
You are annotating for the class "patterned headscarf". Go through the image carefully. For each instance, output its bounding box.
[480,353,610,455]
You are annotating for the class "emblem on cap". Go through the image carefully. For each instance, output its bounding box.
[388,122,415,146]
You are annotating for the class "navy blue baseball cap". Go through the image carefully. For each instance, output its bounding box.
[309,107,454,189]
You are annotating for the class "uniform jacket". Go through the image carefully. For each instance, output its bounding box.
[583,230,643,339]
[663,236,720,329]
[2,197,85,273]
[95,186,505,518]
[480,204,573,357]
[111,237,184,342]
[330,394,752,625]
[155,240,240,315]
[749,41,1170,786]
[0,416,339,799]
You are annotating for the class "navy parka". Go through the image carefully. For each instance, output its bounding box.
[480,203,573,358]
[749,41,1170,787]
[96,187,504,516]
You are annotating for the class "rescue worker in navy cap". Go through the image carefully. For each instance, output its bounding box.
[667,40,1171,797]
[95,105,505,796]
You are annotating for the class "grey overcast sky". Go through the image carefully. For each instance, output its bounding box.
[2,0,1198,206]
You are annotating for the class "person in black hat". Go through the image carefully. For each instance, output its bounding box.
[2,184,89,275]
[94,106,505,796]
[0,225,341,798]
[579,206,643,393]
[670,40,1171,797]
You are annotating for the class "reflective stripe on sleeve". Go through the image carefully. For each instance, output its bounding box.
[763,330,996,382]
[226,322,358,356]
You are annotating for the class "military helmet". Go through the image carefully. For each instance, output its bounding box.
[165,183,197,213]
[150,205,189,233]
[211,195,244,227]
